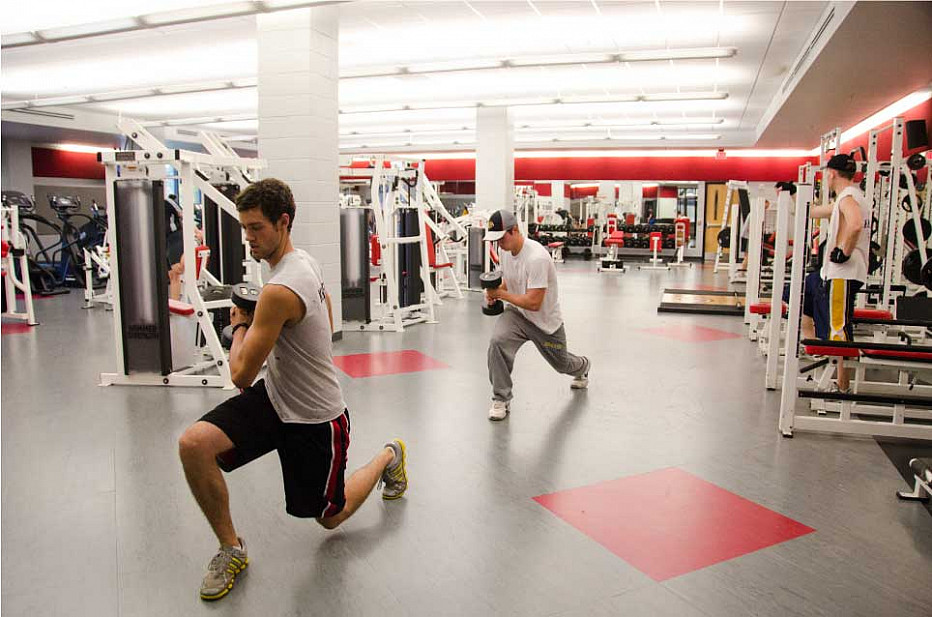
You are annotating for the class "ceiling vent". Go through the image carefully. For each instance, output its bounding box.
[782,6,835,94]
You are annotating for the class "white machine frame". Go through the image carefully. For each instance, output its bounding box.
[1,203,38,325]
[713,180,749,283]
[98,118,265,389]
[777,172,932,440]
[340,155,465,333]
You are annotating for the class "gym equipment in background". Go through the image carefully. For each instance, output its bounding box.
[98,118,266,389]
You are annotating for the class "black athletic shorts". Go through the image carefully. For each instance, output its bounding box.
[200,379,350,519]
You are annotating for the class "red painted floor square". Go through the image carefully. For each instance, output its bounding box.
[1,321,33,335]
[534,468,815,581]
[333,350,448,378]
[643,324,742,342]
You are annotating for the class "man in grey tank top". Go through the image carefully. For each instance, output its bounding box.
[178,179,408,601]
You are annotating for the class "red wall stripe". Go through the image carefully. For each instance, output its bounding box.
[31,148,104,180]
[425,156,812,183]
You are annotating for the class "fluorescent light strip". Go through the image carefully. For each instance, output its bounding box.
[339,92,727,115]
[54,143,117,153]
[839,88,932,145]
[2,1,346,48]
[341,47,736,80]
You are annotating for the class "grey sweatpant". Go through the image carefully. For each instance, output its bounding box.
[488,308,589,403]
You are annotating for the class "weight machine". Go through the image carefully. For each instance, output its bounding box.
[1,198,38,325]
[98,118,265,389]
[339,156,465,333]
[777,174,932,440]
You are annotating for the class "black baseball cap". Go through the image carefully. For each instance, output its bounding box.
[484,209,518,242]
[826,153,856,172]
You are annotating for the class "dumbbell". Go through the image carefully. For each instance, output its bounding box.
[480,271,505,316]
[902,250,932,290]
[221,282,262,347]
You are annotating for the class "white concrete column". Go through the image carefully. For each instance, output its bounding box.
[475,107,514,213]
[257,6,341,332]
[551,181,566,211]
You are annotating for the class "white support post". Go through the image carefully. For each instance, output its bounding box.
[745,196,765,334]
[728,189,740,280]
[765,190,793,390]
[414,173,438,322]
[882,119,904,307]
[778,183,814,436]
[103,164,126,380]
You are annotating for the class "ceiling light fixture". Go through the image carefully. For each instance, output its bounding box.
[2,1,347,48]
[341,47,736,80]
[339,92,728,115]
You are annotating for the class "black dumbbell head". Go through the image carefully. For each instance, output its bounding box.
[479,271,503,289]
[482,300,504,316]
[231,282,262,311]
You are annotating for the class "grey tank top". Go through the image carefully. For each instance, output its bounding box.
[264,249,346,424]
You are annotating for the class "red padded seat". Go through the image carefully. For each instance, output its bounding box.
[862,349,932,362]
[548,242,565,249]
[605,231,625,247]
[750,302,787,315]
[803,345,860,358]
[853,308,893,320]
[168,299,195,316]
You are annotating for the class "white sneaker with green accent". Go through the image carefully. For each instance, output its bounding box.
[199,538,248,601]
[488,400,509,421]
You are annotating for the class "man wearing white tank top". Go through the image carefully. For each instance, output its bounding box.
[809,153,872,392]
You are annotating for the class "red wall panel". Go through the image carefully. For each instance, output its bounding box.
[31,148,104,180]
[425,155,810,183]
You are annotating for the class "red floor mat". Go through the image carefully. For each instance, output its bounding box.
[535,467,815,581]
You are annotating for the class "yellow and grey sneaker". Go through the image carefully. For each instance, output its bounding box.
[379,439,408,500]
[199,538,248,601]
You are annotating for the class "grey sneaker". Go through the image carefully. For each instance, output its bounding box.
[571,358,590,389]
[379,439,408,500]
[199,538,248,601]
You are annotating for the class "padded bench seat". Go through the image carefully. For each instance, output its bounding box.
[750,302,787,316]
[168,299,195,316]
[803,344,932,362]
[604,232,625,247]
[547,242,565,249]
[853,308,893,320]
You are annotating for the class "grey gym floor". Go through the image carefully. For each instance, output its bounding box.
[2,261,931,617]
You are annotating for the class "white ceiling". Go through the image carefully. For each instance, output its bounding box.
[1,1,832,151]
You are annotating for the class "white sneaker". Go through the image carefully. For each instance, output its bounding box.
[488,400,509,421]
[571,359,590,390]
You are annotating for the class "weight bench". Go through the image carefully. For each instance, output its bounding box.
[548,241,565,264]
[897,458,932,502]
[599,231,626,273]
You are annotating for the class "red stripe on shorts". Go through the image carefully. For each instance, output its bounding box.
[322,413,347,518]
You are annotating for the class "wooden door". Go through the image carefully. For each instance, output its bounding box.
[703,183,740,256]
